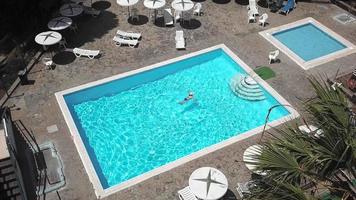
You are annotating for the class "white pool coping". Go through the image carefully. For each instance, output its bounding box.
[259,17,356,70]
[55,44,299,199]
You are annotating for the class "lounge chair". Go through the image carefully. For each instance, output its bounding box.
[280,0,295,15]
[116,30,141,40]
[258,13,268,27]
[175,30,185,50]
[270,0,284,13]
[178,186,198,200]
[163,8,174,26]
[73,48,100,59]
[247,0,259,16]
[248,10,256,23]
[113,36,138,48]
[236,181,257,198]
[268,50,279,64]
[298,125,324,138]
[193,3,202,16]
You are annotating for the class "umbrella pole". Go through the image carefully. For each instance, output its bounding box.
[128,6,130,17]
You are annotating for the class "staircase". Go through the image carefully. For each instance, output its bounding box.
[230,74,266,101]
[0,158,22,200]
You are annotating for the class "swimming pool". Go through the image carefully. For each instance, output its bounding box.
[260,18,356,70]
[55,45,298,198]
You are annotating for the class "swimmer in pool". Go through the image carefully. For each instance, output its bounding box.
[179,92,194,104]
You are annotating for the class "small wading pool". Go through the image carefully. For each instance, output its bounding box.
[55,45,298,198]
[260,17,356,70]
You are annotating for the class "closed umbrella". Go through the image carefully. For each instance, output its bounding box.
[117,0,139,17]
[143,0,166,22]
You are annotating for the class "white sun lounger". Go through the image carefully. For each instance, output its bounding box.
[73,48,100,59]
[175,30,185,49]
[164,8,174,26]
[178,186,198,200]
[116,30,141,40]
[298,125,324,138]
[248,10,255,23]
[113,36,138,48]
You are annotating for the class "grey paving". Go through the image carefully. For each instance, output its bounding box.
[5,0,356,199]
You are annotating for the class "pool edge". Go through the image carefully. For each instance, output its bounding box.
[259,17,356,70]
[55,44,299,199]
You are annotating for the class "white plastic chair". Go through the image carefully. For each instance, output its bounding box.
[163,8,174,26]
[174,10,182,24]
[42,57,55,70]
[247,0,259,16]
[247,10,255,23]
[268,50,279,64]
[131,8,140,21]
[178,186,198,200]
[58,38,67,49]
[258,13,268,27]
[193,3,202,16]
[175,30,185,49]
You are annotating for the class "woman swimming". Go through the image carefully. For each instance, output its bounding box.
[179,92,194,104]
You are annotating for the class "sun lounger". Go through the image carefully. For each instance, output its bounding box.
[258,13,268,27]
[116,30,141,40]
[175,30,185,49]
[113,36,138,48]
[164,8,174,26]
[178,186,198,200]
[174,10,182,23]
[73,48,101,59]
[236,181,257,198]
[247,0,259,16]
[280,0,295,15]
[298,125,324,138]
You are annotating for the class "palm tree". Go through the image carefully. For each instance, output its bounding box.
[245,77,356,199]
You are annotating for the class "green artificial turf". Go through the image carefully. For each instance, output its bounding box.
[254,66,276,80]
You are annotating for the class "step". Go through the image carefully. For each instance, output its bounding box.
[236,92,266,101]
[236,81,262,94]
[235,89,264,97]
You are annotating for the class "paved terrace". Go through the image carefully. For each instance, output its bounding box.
[5,0,356,199]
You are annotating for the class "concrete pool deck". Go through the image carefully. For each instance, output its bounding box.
[4,0,356,199]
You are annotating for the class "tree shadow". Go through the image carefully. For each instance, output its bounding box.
[68,10,118,47]
[213,0,231,4]
[221,189,238,200]
[92,0,112,10]
[52,51,76,65]
[180,19,201,30]
[235,0,249,5]
[257,0,269,8]
[128,15,149,25]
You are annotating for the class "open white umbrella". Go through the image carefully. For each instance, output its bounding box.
[60,3,83,17]
[171,0,194,12]
[143,0,166,22]
[48,17,73,31]
[117,0,139,16]
[35,31,62,50]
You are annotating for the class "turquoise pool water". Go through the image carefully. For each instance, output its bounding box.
[64,49,290,189]
[273,23,346,61]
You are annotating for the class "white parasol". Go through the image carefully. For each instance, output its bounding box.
[116,0,139,16]
[60,3,84,17]
[48,17,73,31]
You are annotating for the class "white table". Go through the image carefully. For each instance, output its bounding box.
[48,17,73,31]
[243,145,267,176]
[117,0,139,17]
[60,3,84,17]
[189,167,228,200]
[35,31,62,51]
[144,0,166,22]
